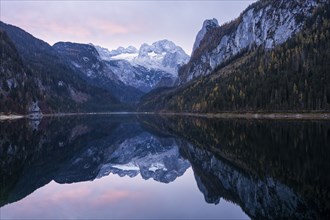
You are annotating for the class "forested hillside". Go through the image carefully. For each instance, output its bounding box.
[0,22,122,114]
[139,3,330,112]
[0,30,42,114]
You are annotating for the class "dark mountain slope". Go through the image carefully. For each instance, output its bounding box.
[0,21,121,114]
[53,42,144,103]
[0,30,42,114]
[179,0,325,84]
[139,3,330,112]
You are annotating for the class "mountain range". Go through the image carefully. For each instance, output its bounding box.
[139,0,330,112]
[1,0,330,114]
[0,23,120,114]
[180,0,322,84]
[0,22,189,113]
[94,40,189,92]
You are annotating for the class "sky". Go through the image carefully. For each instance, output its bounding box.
[1,168,248,219]
[0,0,256,55]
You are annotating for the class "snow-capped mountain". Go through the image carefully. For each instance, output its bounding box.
[179,0,325,84]
[96,45,138,58]
[97,132,190,183]
[105,59,174,92]
[94,40,190,92]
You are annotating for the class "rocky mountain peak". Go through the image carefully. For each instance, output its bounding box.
[192,18,219,52]
[180,0,323,84]
[138,40,182,58]
[93,40,189,92]
[152,39,177,52]
[97,133,190,183]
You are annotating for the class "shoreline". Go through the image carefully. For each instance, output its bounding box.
[1,112,330,121]
[157,112,330,120]
[0,115,24,120]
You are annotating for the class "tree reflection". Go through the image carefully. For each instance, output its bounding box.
[1,115,329,219]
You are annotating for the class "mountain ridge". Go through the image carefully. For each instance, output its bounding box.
[94,40,190,92]
[139,0,330,112]
[53,41,144,103]
[0,21,122,114]
[179,0,325,84]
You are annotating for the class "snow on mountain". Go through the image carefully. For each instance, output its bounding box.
[93,40,190,92]
[94,44,138,60]
[95,40,189,75]
[110,52,138,61]
[97,132,190,183]
[180,0,324,84]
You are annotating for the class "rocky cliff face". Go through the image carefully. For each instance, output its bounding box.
[182,142,315,219]
[179,0,324,84]
[192,18,219,52]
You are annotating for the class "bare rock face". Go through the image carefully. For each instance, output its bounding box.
[192,18,219,53]
[179,0,323,84]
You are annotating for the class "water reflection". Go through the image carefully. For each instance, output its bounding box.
[1,115,329,219]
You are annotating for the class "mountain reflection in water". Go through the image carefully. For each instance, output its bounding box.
[0,115,329,219]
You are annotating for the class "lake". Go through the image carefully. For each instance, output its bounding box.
[1,114,329,219]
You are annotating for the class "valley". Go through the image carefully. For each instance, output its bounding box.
[1,1,330,219]
[1,0,329,115]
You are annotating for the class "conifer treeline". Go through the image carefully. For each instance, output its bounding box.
[139,4,330,112]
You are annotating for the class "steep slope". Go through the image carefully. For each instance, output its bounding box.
[53,42,144,103]
[0,30,41,114]
[0,21,120,113]
[94,40,189,92]
[192,18,219,52]
[139,1,330,112]
[179,0,324,84]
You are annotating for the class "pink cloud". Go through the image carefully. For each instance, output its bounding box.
[90,189,143,207]
[91,20,132,35]
[48,185,92,202]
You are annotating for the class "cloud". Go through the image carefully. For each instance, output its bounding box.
[90,189,142,207]
[38,19,137,39]
[49,185,92,202]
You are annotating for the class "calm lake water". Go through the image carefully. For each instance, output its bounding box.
[1,115,329,219]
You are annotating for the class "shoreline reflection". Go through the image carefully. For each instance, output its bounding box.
[1,115,329,219]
